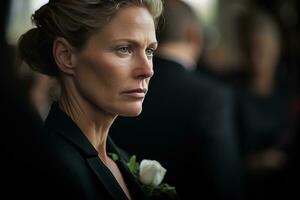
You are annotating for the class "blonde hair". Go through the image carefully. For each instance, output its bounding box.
[18,0,163,76]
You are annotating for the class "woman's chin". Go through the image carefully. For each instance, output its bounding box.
[118,105,143,117]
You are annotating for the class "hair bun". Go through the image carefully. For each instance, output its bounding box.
[18,28,58,76]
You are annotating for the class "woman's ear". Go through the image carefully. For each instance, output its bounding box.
[53,37,76,75]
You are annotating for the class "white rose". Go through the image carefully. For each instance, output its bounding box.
[139,159,167,186]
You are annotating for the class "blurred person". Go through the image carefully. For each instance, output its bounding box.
[1,0,45,198]
[17,0,171,200]
[235,9,294,200]
[1,0,13,86]
[16,62,59,120]
[111,0,242,199]
[29,72,56,120]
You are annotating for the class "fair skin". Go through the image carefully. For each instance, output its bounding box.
[53,6,157,200]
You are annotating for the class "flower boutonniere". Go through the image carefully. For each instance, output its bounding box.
[109,153,177,199]
[127,155,177,199]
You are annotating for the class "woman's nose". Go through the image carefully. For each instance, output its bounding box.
[133,54,154,79]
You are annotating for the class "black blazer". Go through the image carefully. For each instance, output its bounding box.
[34,103,148,200]
[110,56,241,200]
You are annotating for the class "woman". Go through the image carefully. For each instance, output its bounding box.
[18,0,165,200]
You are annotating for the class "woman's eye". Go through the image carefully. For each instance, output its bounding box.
[145,48,155,58]
[117,46,131,54]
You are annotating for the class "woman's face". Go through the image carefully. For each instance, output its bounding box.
[73,6,157,117]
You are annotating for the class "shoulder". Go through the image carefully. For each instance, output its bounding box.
[181,72,235,109]
[35,130,101,199]
[153,56,234,99]
[39,129,87,170]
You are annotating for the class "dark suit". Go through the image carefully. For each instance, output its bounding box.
[34,103,148,200]
[110,56,242,200]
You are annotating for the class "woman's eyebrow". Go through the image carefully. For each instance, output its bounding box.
[112,38,158,47]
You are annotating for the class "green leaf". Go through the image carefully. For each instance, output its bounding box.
[108,152,119,161]
[148,183,177,199]
[142,184,155,196]
[127,155,139,177]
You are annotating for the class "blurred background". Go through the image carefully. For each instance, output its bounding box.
[2,0,299,199]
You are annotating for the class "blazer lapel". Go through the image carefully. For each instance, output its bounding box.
[107,138,150,200]
[87,157,129,200]
[117,160,150,200]
[45,103,129,200]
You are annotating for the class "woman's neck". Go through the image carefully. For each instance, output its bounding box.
[59,89,116,161]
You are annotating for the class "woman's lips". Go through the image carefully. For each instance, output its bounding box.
[122,88,147,99]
